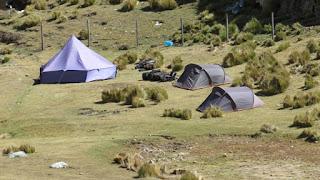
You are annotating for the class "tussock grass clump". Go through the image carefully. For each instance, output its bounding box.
[199,10,214,24]
[234,32,254,45]
[201,107,223,119]
[222,42,256,67]
[163,108,192,120]
[141,49,164,68]
[169,56,184,71]
[110,0,123,4]
[260,124,277,134]
[32,0,47,10]
[14,15,41,30]
[305,74,318,90]
[2,144,35,155]
[57,15,68,23]
[19,144,35,154]
[145,87,168,103]
[78,29,89,40]
[0,31,20,44]
[131,97,146,108]
[101,88,125,103]
[261,39,274,47]
[150,0,178,10]
[120,0,137,12]
[69,10,79,19]
[2,146,19,155]
[275,31,286,42]
[292,113,315,128]
[298,129,319,143]
[113,52,138,70]
[306,40,319,53]
[82,0,96,7]
[244,51,290,95]
[180,171,198,180]
[124,86,145,105]
[243,18,263,34]
[275,42,290,53]
[1,56,10,64]
[114,152,144,171]
[137,163,161,178]
[282,95,293,108]
[0,47,12,55]
[69,0,79,5]
[50,11,61,21]
[57,0,68,5]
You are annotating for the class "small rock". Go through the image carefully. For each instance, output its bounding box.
[9,151,27,158]
[50,162,68,169]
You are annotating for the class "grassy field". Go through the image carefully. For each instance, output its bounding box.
[1,1,320,179]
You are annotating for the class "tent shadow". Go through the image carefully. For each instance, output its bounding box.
[33,79,40,86]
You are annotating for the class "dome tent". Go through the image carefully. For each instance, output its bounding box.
[197,86,264,112]
[40,35,116,84]
[174,64,231,90]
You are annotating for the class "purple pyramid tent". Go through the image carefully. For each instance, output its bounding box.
[40,35,116,84]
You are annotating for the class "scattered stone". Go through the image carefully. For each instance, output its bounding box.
[49,162,69,169]
[8,151,27,158]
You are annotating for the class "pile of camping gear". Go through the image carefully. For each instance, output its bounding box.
[142,69,177,82]
[135,59,156,71]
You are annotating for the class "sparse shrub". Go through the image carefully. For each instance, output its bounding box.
[201,107,223,118]
[292,93,306,109]
[282,95,293,108]
[120,0,137,12]
[276,42,290,53]
[14,15,41,30]
[306,40,319,53]
[300,50,311,65]
[82,0,96,7]
[0,47,12,55]
[163,108,192,120]
[243,18,263,34]
[113,52,138,70]
[101,88,125,103]
[199,10,214,24]
[288,51,300,64]
[118,44,129,50]
[303,64,320,77]
[145,86,168,103]
[275,31,286,42]
[19,144,35,154]
[32,0,47,10]
[210,35,221,46]
[137,163,161,178]
[259,74,289,95]
[141,49,164,68]
[180,171,198,180]
[291,22,303,35]
[292,112,315,128]
[305,74,318,90]
[231,77,243,87]
[131,97,146,108]
[260,124,277,133]
[222,42,256,67]
[275,23,291,34]
[261,39,274,47]
[125,52,138,64]
[78,29,89,40]
[228,23,239,39]
[69,0,79,5]
[1,56,10,64]
[235,32,254,45]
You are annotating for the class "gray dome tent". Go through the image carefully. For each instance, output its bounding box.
[197,86,264,112]
[174,64,231,90]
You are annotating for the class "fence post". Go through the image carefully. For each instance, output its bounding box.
[180,17,184,46]
[87,19,91,47]
[226,13,229,42]
[40,21,44,51]
[271,12,275,40]
[135,19,139,47]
